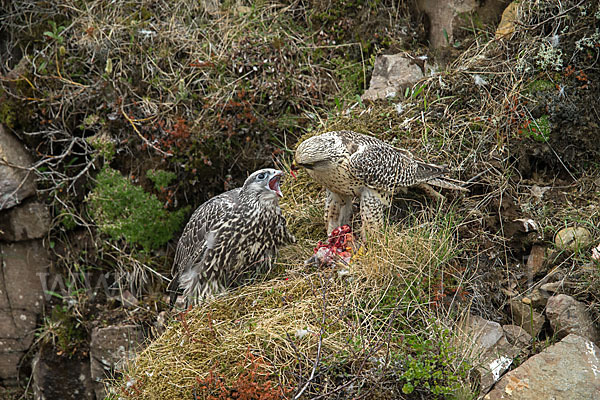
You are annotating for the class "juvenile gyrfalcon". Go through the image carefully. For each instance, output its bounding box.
[168,169,295,306]
[294,130,467,235]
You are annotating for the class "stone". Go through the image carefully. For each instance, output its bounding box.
[0,124,37,210]
[508,299,545,338]
[114,289,139,309]
[361,54,423,101]
[456,314,520,393]
[0,200,51,241]
[32,346,95,399]
[528,288,550,308]
[484,334,600,400]
[554,227,593,251]
[417,0,511,50]
[90,324,145,399]
[525,245,546,277]
[502,325,532,349]
[545,294,600,343]
[540,281,562,293]
[0,240,49,385]
[495,1,519,39]
[0,352,23,386]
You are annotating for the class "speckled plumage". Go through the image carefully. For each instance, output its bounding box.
[295,130,467,234]
[168,169,295,306]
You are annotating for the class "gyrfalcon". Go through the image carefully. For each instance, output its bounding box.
[294,131,467,235]
[168,168,295,306]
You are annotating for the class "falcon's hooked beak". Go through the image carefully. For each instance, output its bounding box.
[268,171,284,198]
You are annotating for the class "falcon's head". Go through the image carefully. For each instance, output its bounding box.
[294,133,345,170]
[243,168,284,203]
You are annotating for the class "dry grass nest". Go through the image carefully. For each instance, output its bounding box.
[118,208,472,399]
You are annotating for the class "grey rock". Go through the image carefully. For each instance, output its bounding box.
[502,325,532,349]
[546,294,600,343]
[528,288,550,308]
[456,314,520,393]
[0,125,37,210]
[90,324,144,399]
[540,281,562,293]
[0,200,51,241]
[0,240,49,385]
[0,352,23,386]
[32,346,95,400]
[508,298,545,338]
[361,54,423,101]
[554,227,593,251]
[484,334,600,400]
[417,0,510,50]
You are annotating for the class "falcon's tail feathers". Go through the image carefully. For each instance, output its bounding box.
[414,161,449,181]
[427,177,469,192]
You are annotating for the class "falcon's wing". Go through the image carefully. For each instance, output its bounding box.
[172,188,241,276]
[348,143,447,193]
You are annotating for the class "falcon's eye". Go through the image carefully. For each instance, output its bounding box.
[257,173,266,180]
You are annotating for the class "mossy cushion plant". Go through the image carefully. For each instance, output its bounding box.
[87,166,188,250]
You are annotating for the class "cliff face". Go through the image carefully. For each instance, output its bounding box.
[1,0,600,399]
[0,126,50,387]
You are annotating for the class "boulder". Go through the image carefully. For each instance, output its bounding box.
[417,0,511,50]
[456,314,520,393]
[484,334,600,399]
[32,346,95,400]
[554,227,593,251]
[545,294,600,343]
[502,325,532,349]
[361,54,423,101]
[0,240,49,385]
[508,298,545,338]
[0,200,51,241]
[495,1,519,39]
[0,124,37,211]
[90,324,145,399]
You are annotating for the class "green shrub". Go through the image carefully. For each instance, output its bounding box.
[398,329,472,397]
[521,115,551,142]
[146,169,177,191]
[87,166,188,250]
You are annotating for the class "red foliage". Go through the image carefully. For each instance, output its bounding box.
[193,349,292,400]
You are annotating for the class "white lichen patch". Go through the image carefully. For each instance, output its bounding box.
[585,341,600,378]
[489,356,512,382]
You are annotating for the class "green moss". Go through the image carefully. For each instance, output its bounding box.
[87,166,189,250]
[146,169,177,191]
[0,99,17,129]
[526,79,555,93]
[37,305,87,356]
[522,115,551,142]
[60,213,77,230]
